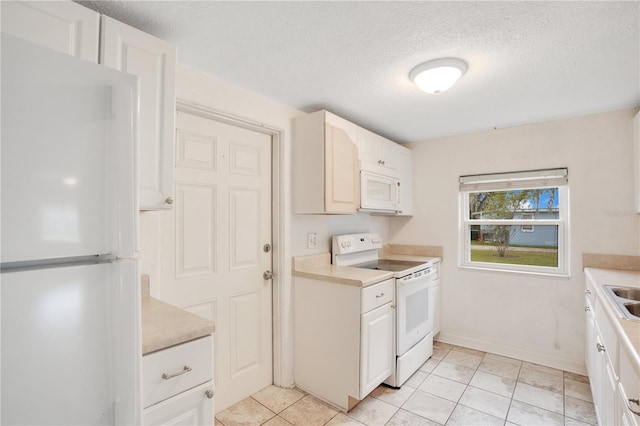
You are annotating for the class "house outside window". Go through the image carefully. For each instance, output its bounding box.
[459,168,569,276]
[520,212,535,232]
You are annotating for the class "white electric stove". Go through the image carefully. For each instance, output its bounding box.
[332,233,437,387]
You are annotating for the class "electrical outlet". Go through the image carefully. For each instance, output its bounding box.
[307,233,318,249]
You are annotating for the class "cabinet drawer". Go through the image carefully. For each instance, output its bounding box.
[143,336,213,408]
[362,279,394,313]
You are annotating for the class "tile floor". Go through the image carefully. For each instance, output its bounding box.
[215,341,596,426]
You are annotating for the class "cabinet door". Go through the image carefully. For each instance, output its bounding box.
[1,0,99,62]
[144,382,214,426]
[380,139,398,171]
[325,124,359,213]
[101,16,176,210]
[602,360,617,426]
[360,303,394,398]
[358,127,382,164]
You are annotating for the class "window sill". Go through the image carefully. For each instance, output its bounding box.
[458,264,571,279]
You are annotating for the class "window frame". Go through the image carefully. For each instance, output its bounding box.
[458,170,569,277]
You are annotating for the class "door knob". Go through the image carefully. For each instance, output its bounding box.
[263,270,275,280]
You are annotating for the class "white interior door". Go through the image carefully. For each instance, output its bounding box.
[161,109,272,413]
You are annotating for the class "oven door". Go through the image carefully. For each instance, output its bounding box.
[360,171,399,212]
[396,270,436,355]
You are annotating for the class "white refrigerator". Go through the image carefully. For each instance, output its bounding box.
[1,35,141,425]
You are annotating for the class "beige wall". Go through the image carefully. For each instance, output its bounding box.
[390,108,640,373]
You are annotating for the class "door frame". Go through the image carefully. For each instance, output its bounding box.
[175,99,291,388]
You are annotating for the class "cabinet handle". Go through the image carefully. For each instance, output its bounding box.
[585,289,591,295]
[162,365,192,380]
[626,398,640,416]
[165,196,174,205]
[376,293,385,298]
[205,389,215,399]
[596,343,606,353]
[584,306,590,312]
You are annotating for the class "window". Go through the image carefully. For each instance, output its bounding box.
[521,213,534,232]
[459,168,569,276]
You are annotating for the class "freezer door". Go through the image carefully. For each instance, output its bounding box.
[1,34,138,263]
[1,260,141,425]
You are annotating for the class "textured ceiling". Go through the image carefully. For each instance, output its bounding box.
[79,1,640,143]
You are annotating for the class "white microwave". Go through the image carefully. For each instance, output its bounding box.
[360,171,400,213]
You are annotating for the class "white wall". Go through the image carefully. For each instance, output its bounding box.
[389,108,640,373]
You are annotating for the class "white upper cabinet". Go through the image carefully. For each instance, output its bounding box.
[293,111,359,214]
[1,0,99,62]
[633,110,640,214]
[2,1,177,211]
[101,16,176,210]
[358,127,398,174]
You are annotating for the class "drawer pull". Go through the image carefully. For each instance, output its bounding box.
[584,306,590,312]
[376,293,385,298]
[626,398,640,416]
[596,343,606,353]
[162,365,192,380]
[206,389,214,399]
[585,289,591,295]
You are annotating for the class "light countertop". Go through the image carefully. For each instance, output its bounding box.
[584,267,640,373]
[141,296,215,355]
[293,252,441,288]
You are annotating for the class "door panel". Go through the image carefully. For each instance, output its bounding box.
[229,188,261,269]
[176,182,216,277]
[162,110,272,412]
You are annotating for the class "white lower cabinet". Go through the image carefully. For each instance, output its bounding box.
[618,345,640,426]
[360,303,394,397]
[144,382,214,426]
[143,336,214,425]
[294,277,394,411]
[585,274,640,426]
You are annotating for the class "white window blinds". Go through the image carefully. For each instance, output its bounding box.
[459,168,568,192]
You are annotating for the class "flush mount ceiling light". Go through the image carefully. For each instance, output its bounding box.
[409,58,468,94]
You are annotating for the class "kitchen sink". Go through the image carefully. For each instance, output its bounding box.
[611,288,640,301]
[624,303,640,317]
[604,286,640,321]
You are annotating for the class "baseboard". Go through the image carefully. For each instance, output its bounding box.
[437,332,588,376]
